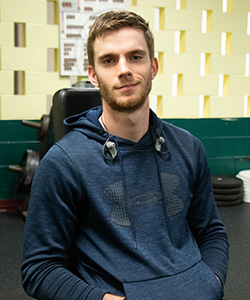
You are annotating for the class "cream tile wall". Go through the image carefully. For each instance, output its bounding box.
[129,0,250,118]
[0,0,71,120]
[0,0,250,119]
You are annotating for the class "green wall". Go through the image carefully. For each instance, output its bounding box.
[165,118,250,176]
[0,118,250,201]
[0,121,39,201]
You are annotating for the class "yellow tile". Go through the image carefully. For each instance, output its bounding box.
[210,96,244,117]
[153,30,175,52]
[203,95,210,118]
[128,6,155,28]
[151,74,172,96]
[0,0,47,23]
[0,22,14,47]
[164,53,200,74]
[135,0,175,7]
[0,71,14,94]
[165,9,202,31]
[150,94,164,118]
[1,47,47,71]
[226,0,233,12]
[159,7,165,30]
[223,74,230,96]
[177,74,183,95]
[25,72,71,95]
[206,10,213,32]
[157,52,164,74]
[225,32,232,54]
[179,31,186,53]
[246,96,250,117]
[26,24,59,48]
[186,0,222,10]
[183,75,219,96]
[205,53,212,75]
[213,11,248,33]
[185,32,221,53]
[231,34,250,55]
[210,54,246,75]
[229,76,250,95]
[162,96,200,118]
[0,95,47,120]
[156,95,163,117]
[231,1,250,12]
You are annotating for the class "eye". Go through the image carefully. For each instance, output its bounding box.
[102,57,116,65]
[131,55,143,61]
[103,58,112,64]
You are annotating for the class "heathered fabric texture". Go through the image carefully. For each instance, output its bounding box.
[21,107,228,300]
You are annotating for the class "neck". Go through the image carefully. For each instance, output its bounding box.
[100,101,150,143]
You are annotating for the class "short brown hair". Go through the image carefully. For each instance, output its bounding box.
[87,10,155,67]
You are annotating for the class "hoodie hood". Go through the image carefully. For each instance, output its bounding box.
[64,106,107,143]
[64,105,169,159]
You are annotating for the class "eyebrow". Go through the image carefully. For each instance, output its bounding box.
[97,49,147,63]
[97,53,115,63]
[130,49,147,57]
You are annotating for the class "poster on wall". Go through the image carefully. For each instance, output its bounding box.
[59,0,129,76]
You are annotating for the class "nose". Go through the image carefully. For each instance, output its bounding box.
[117,57,132,78]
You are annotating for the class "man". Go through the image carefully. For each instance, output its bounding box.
[22,10,229,300]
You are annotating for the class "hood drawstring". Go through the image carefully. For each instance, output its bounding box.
[118,148,138,250]
[101,121,173,248]
[152,130,174,245]
[100,114,118,161]
[102,136,137,249]
[100,117,137,249]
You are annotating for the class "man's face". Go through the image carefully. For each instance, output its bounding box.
[88,27,158,113]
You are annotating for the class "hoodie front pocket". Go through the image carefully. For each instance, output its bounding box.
[123,260,223,300]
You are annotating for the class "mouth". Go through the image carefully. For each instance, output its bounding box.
[116,83,138,91]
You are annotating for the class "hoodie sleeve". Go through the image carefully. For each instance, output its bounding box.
[187,138,229,286]
[21,144,107,300]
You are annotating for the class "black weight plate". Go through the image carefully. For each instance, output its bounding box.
[37,114,50,141]
[211,176,243,188]
[18,150,40,194]
[214,192,243,201]
[216,198,242,207]
[213,186,242,195]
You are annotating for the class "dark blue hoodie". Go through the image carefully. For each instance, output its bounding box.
[22,106,229,300]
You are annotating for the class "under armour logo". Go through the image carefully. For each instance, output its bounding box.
[104,173,184,226]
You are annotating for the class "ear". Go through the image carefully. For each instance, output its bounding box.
[88,65,99,87]
[151,57,158,80]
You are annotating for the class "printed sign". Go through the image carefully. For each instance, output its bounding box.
[59,0,128,76]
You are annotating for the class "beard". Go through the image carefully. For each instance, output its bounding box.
[97,73,153,113]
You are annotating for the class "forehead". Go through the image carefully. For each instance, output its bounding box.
[93,27,149,58]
